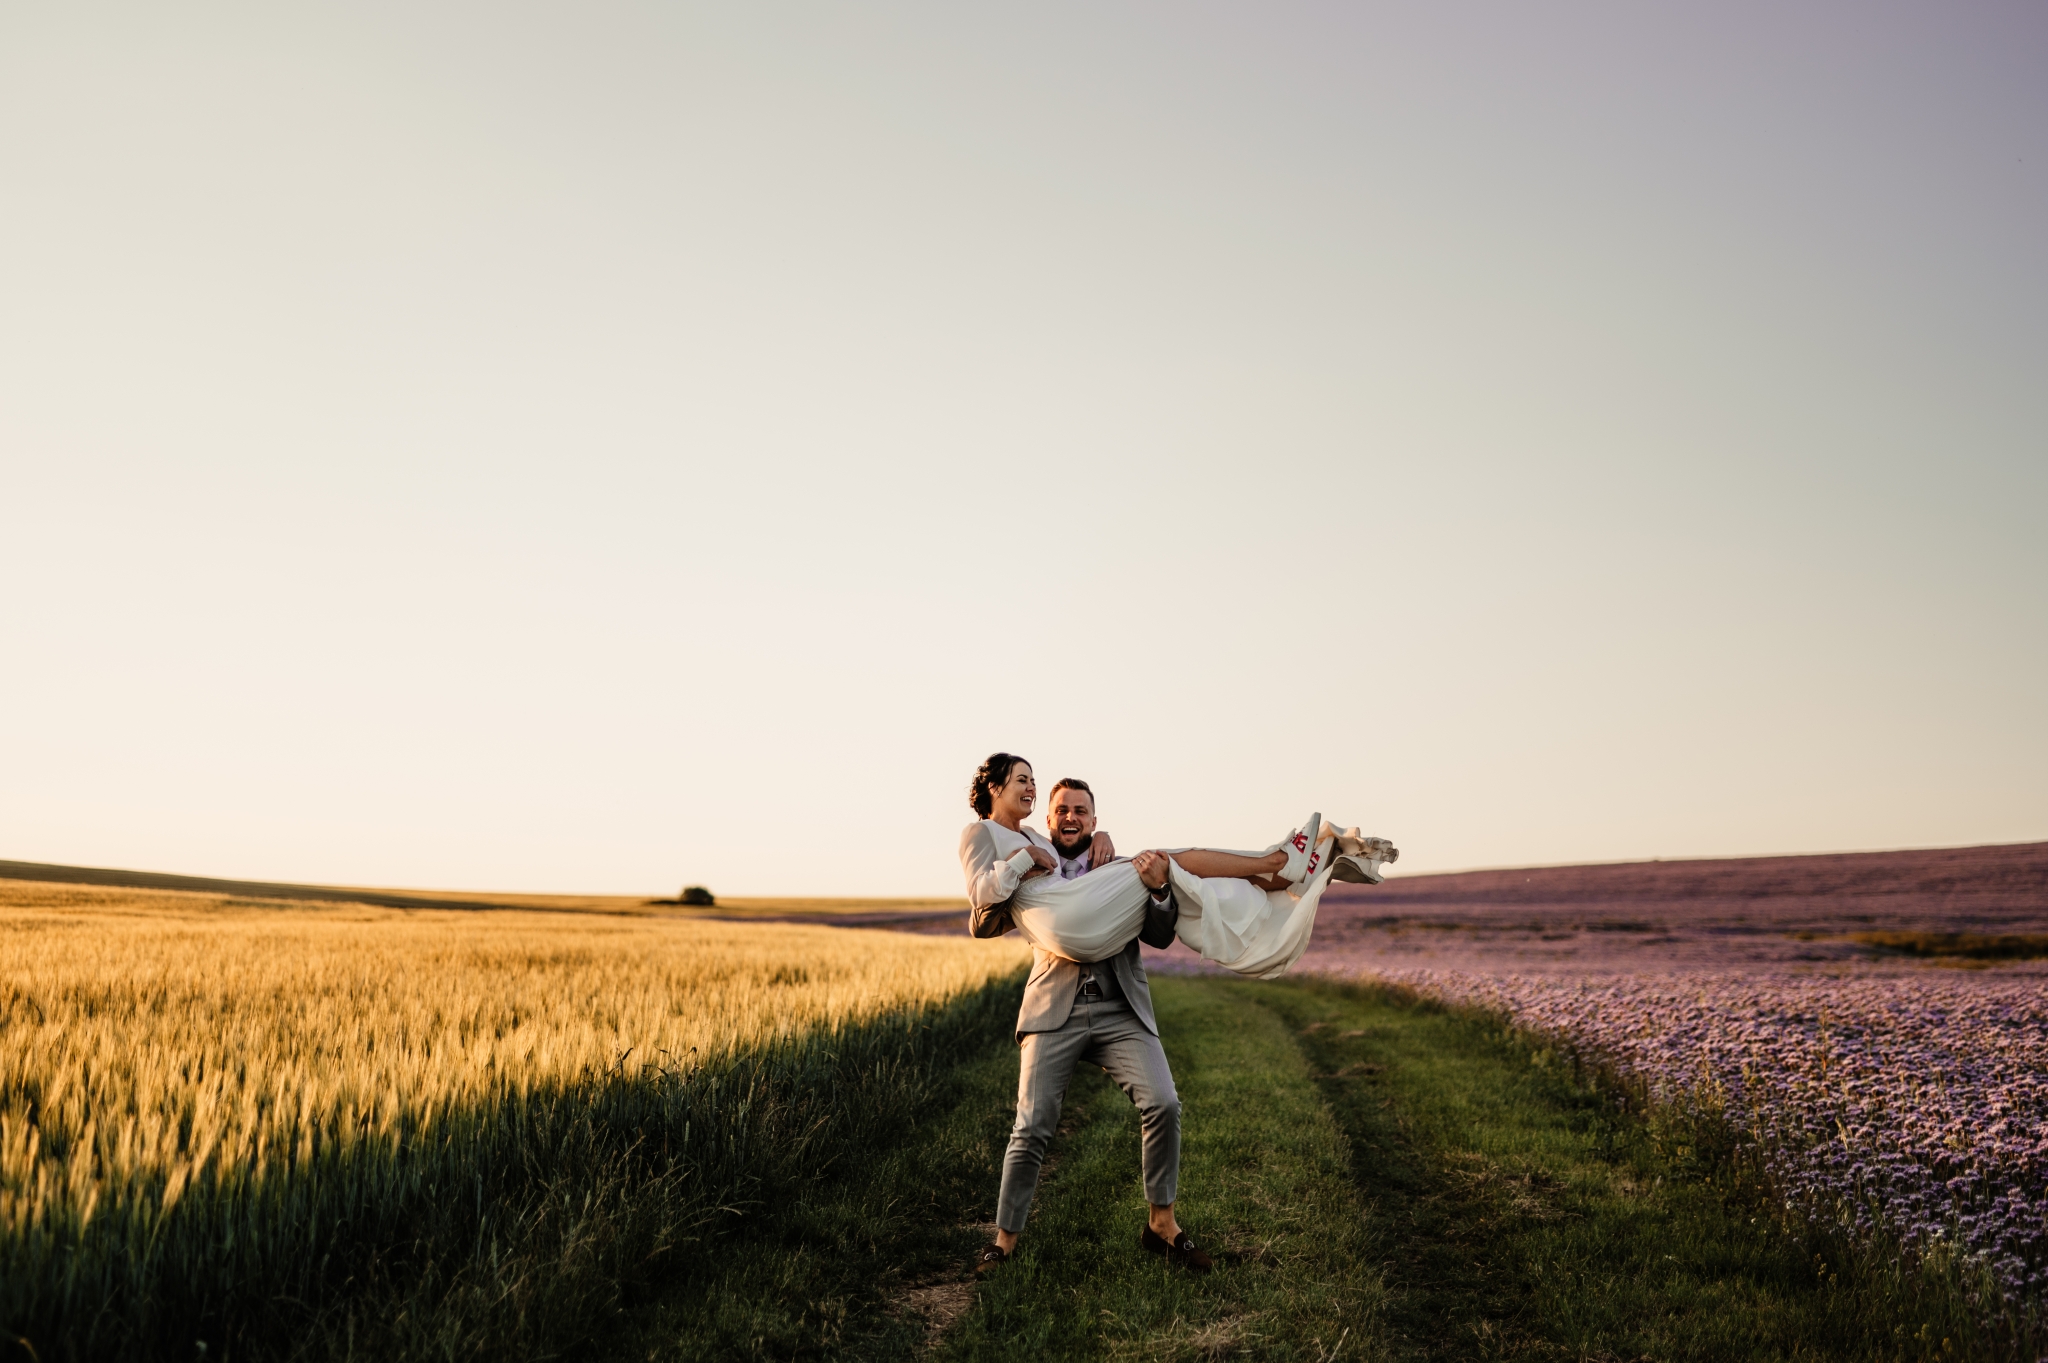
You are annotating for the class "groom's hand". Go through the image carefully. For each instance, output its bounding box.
[1132,851,1170,890]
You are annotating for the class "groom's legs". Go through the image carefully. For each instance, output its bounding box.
[1084,1009,1181,1213]
[994,995,1181,1244]
[996,1019,1089,1238]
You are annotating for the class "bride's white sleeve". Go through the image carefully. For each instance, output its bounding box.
[958,823,1035,911]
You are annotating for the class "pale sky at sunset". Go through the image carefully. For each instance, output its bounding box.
[3,2,2043,896]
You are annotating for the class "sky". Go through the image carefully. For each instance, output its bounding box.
[2,1,2043,896]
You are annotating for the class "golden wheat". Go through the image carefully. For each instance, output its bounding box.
[0,878,1027,1240]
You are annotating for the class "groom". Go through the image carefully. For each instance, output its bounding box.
[969,776,1213,1275]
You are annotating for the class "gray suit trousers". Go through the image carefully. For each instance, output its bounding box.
[995,991,1180,1234]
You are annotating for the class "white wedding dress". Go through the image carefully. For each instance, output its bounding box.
[960,821,1397,980]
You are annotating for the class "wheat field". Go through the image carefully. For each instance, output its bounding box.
[0,877,1028,1357]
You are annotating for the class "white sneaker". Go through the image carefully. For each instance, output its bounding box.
[1277,813,1323,883]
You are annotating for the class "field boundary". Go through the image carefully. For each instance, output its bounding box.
[0,858,552,911]
[0,860,968,923]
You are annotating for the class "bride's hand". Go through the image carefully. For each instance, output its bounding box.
[1022,845,1057,879]
[1089,831,1116,864]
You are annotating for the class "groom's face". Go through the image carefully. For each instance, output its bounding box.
[1047,787,1097,854]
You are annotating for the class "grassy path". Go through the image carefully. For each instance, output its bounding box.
[625,976,1971,1361]
[948,976,1386,1361]
[1260,978,1967,1362]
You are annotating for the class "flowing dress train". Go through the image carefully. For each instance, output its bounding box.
[958,820,1339,980]
[1005,855,1334,980]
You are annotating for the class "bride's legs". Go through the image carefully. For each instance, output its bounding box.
[1168,848,1288,880]
[1170,814,1330,888]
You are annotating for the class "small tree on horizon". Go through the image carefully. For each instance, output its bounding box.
[680,885,715,906]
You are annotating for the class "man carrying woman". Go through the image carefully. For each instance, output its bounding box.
[959,752,1369,1276]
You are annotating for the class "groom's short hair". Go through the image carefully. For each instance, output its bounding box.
[1048,778,1092,804]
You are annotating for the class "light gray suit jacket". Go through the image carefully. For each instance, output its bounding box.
[958,820,1179,1040]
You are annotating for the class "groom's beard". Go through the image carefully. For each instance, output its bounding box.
[1050,830,1093,858]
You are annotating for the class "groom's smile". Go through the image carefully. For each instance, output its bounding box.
[1047,782,1098,855]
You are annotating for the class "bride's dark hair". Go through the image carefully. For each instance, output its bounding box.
[969,752,1030,818]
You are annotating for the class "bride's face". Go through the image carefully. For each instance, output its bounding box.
[990,763,1036,823]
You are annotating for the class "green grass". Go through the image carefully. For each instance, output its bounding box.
[626,970,1392,1350]
[619,1022,1021,1360]
[946,977,1387,1361]
[1847,930,2048,961]
[636,974,1982,1361]
[21,971,1996,1359]
[622,974,1387,1361]
[1257,976,1987,1362]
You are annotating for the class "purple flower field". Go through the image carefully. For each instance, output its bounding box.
[1368,965,2048,1311]
[1156,842,2048,1318]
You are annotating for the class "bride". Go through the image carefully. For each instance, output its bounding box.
[958,752,1396,979]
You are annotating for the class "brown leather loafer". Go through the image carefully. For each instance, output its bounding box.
[1139,1225,1213,1272]
[972,1243,1010,1277]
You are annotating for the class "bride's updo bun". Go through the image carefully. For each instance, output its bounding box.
[969,752,1030,818]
